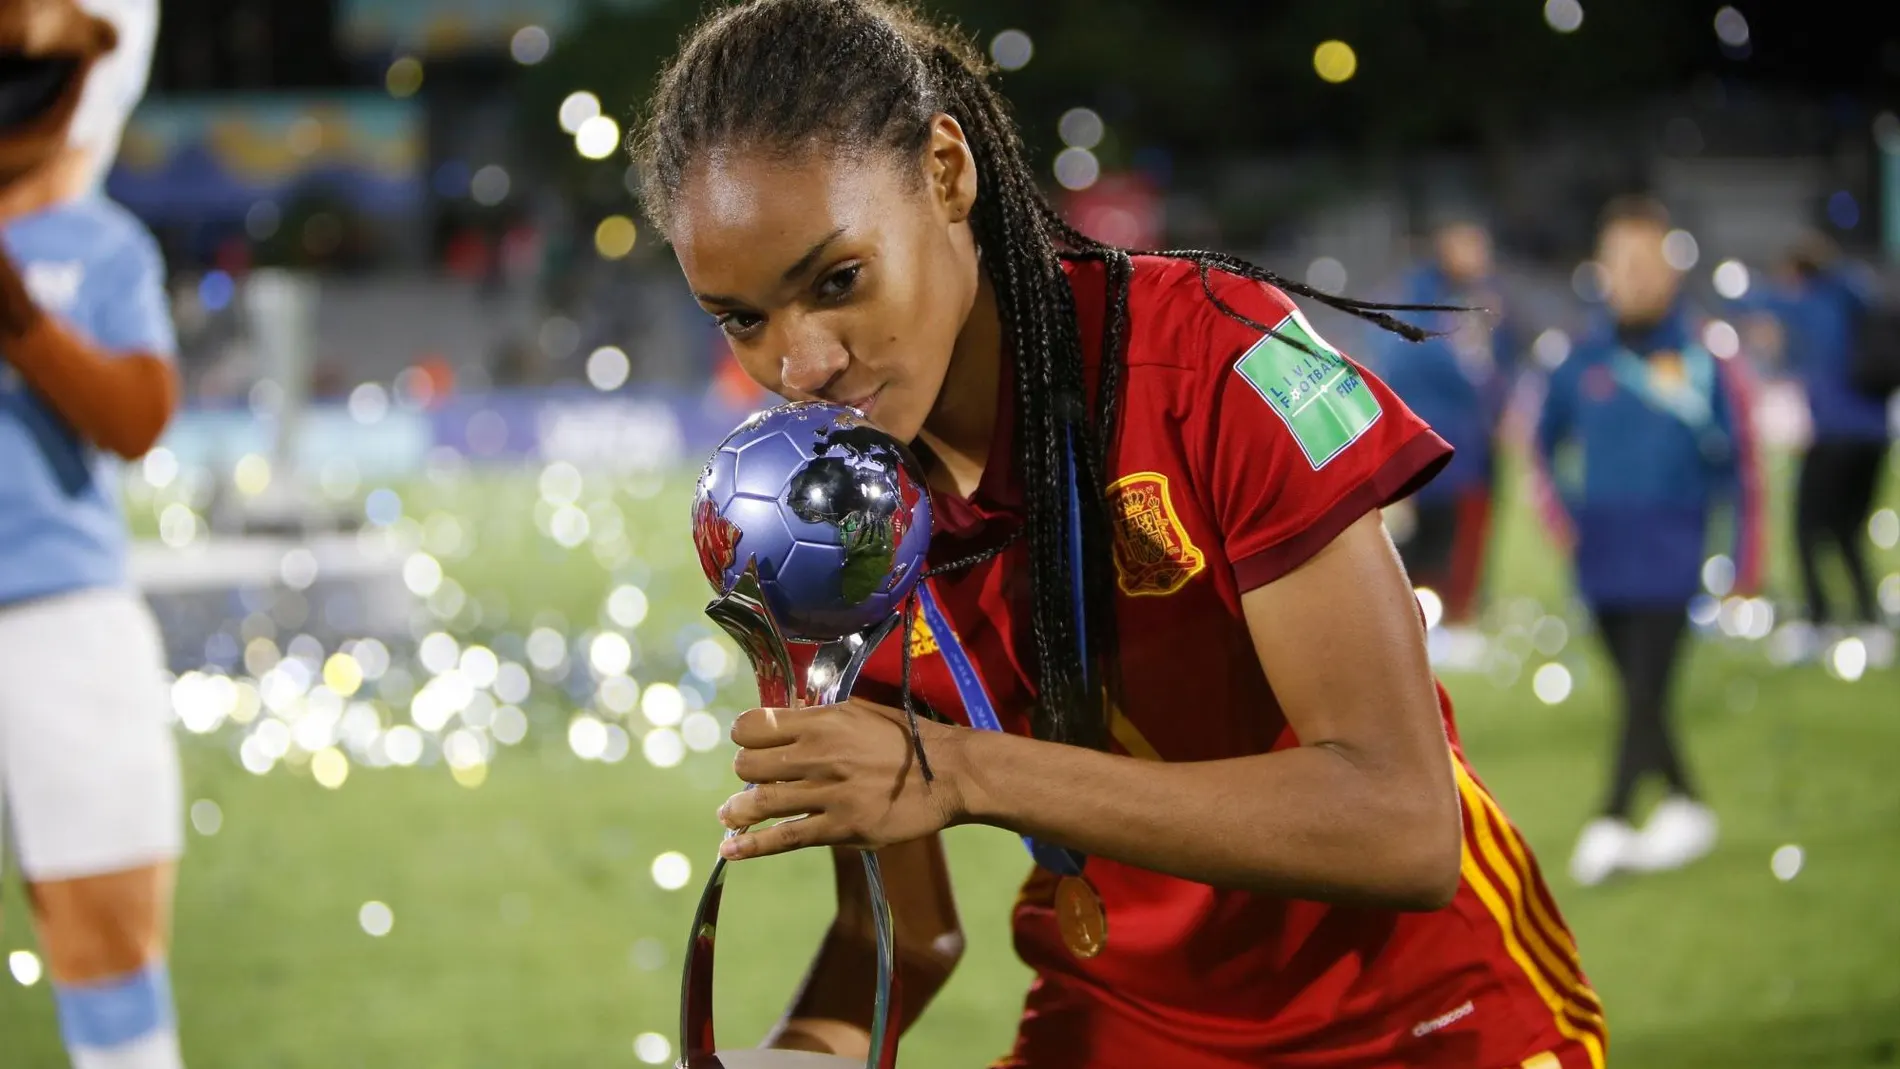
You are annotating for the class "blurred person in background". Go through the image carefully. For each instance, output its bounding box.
[1723,229,1895,662]
[1375,214,1522,668]
[0,2,188,1067]
[1534,195,1766,888]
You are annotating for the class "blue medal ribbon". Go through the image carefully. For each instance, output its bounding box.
[914,580,1085,877]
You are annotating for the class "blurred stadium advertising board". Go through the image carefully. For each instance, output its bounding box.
[1886,138,1900,266]
[337,0,579,55]
[149,388,745,481]
[106,94,424,223]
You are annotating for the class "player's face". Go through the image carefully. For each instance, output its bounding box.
[1597,219,1680,324]
[671,118,982,445]
[1435,224,1491,283]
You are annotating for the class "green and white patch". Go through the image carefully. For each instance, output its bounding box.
[1233,307,1382,469]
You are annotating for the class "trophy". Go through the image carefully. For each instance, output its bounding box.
[681,402,934,1069]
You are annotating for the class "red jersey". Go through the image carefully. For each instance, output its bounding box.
[850,257,1605,1069]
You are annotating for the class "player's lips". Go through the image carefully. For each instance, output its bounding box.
[835,386,883,416]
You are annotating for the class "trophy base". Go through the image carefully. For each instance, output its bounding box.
[685,1051,871,1068]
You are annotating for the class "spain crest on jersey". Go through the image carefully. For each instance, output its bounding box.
[1106,472,1206,596]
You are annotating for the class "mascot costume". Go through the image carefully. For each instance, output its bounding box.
[0,1,186,1067]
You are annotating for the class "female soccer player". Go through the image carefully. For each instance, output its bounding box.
[634,2,1603,1066]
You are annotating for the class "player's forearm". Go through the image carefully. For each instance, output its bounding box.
[4,316,178,459]
[951,728,1460,910]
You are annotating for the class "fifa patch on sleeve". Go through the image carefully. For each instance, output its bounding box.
[1233,308,1383,469]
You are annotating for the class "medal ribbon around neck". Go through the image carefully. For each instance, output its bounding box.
[906,427,1094,880]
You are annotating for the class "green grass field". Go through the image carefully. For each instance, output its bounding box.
[3,455,1898,1069]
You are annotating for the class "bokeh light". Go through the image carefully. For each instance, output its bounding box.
[510,25,550,65]
[587,345,632,389]
[559,91,600,134]
[385,56,423,98]
[682,711,724,753]
[142,446,178,488]
[595,216,638,261]
[492,706,529,746]
[1304,256,1348,294]
[1054,147,1100,191]
[575,115,620,160]
[643,728,685,769]
[1662,229,1700,270]
[989,29,1033,70]
[608,585,650,629]
[472,165,511,206]
[569,714,609,759]
[235,454,272,496]
[1702,319,1740,359]
[359,901,394,937]
[634,1033,673,1065]
[349,383,389,424]
[1533,328,1572,369]
[190,799,223,836]
[1870,509,1899,550]
[1415,587,1445,630]
[1771,844,1804,881]
[9,950,42,987]
[1701,554,1736,597]
[631,938,666,971]
[1313,41,1357,83]
[1713,259,1750,298]
[1533,663,1573,705]
[1544,0,1584,33]
[1059,107,1104,150]
[312,748,350,790]
[1714,7,1750,48]
[384,725,424,766]
[641,682,686,728]
[651,851,692,891]
[1827,637,1868,682]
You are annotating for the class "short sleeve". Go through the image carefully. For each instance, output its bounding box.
[1188,273,1452,592]
[84,221,176,359]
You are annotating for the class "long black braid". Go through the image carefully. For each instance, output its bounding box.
[633,0,1464,756]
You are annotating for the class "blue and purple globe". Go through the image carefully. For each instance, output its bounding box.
[692,402,933,642]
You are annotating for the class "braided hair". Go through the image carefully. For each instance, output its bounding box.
[632,0,1457,753]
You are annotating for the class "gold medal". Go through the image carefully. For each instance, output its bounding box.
[1054,875,1107,959]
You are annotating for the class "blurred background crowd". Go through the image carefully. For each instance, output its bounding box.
[3,1,1898,1067]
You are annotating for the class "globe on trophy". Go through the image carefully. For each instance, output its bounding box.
[679,401,933,1068]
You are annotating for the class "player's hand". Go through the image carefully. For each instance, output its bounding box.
[717,699,967,860]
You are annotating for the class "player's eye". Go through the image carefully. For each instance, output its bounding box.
[816,264,861,303]
[717,311,764,339]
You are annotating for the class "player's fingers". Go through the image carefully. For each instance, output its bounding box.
[729,705,805,748]
[719,782,823,831]
[721,813,834,861]
[731,743,822,786]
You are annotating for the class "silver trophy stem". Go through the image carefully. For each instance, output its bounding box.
[806,613,903,706]
[681,561,903,1068]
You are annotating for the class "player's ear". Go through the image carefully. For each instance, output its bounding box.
[924,113,976,226]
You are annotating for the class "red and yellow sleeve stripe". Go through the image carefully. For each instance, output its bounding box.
[1453,760,1608,1069]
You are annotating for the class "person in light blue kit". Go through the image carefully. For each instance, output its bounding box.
[1723,229,1893,658]
[1373,214,1521,664]
[0,2,189,1067]
[1534,195,1766,887]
